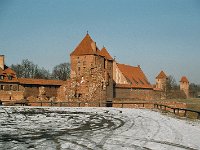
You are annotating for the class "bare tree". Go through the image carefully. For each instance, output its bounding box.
[34,67,51,79]
[51,63,70,80]
[10,59,50,79]
[190,83,200,98]
[164,75,178,99]
[10,64,23,77]
[166,75,177,91]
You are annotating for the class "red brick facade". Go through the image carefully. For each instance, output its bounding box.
[0,55,64,102]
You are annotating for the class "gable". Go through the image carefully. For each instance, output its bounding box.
[117,63,152,89]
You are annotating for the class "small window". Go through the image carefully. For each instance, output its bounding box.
[0,75,4,80]
[77,67,81,75]
[0,85,4,90]
[8,75,12,80]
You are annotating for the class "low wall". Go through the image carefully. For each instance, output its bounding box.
[114,87,162,100]
[0,91,24,101]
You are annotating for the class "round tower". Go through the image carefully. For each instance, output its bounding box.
[180,76,189,98]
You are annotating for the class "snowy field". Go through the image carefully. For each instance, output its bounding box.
[0,106,200,150]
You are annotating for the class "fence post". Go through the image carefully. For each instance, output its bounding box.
[177,108,179,115]
[184,110,187,117]
[197,112,200,119]
[173,108,176,114]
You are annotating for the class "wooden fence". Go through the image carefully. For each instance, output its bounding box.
[2,100,200,119]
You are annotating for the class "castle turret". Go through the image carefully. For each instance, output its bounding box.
[180,76,189,98]
[155,71,168,90]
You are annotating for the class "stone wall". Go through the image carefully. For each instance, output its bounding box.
[20,85,59,99]
[0,91,24,101]
[114,87,162,100]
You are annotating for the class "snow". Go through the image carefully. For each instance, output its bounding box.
[0,106,200,150]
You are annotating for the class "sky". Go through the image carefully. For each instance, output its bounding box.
[0,0,200,84]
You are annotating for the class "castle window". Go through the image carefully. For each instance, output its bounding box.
[104,59,106,69]
[10,85,13,90]
[0,85,4,90]
[8,75,12,80]
[0,75,4,80]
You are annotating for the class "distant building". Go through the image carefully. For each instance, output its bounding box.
[58,33,159,104]
[180,76,189,98]
[155,70,168,91]
[0,55,64,102]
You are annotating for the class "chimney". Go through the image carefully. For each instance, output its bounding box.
[0,55,5,70]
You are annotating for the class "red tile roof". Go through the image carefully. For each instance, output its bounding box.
[99,47,113,60]
[4,67,16,76]
[156,71,167,79]
[70,33,99,56]
[117,63,152,89]
[18,78,65,86]
[0,67,3,75]
[180,76,189,83]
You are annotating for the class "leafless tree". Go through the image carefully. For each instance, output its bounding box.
[51,63,70,80]
[11,59,50,79]
[190,83,200,98]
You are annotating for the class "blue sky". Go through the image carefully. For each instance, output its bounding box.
[0,0,200,84]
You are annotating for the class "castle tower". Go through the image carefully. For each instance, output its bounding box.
[69,33,114,103]
[0,55,5,70]
[99,47,114,100]
[155,71,168,90]
[180,76,189,98]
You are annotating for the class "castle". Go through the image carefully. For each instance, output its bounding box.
[0,33,190,104]
[57,33,190,104]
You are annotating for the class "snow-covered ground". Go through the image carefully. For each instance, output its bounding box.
[0,106,200,150]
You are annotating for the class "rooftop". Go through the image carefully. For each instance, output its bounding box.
[70,33,99,56]
[156,70,167,79]
[117,63,152,89]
